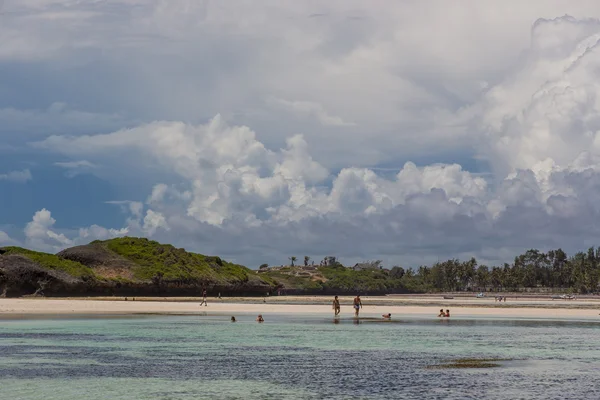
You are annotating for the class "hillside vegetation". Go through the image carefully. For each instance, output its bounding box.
[3,237,599,297]
[0,237,275,297]
[0,247,94,278]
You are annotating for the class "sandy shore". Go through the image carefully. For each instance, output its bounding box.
[1,296,599,320]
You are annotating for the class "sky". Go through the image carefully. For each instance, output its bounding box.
[3,1,600,269]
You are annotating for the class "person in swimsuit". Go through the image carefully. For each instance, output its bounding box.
[445,309,450,317]
[231,316,236,322]
[382,313,391,319]
[200,289,208,306]
[333,296,341,316]
[353,295,362,317]
[256,315,264,322]
[438,309,445,317]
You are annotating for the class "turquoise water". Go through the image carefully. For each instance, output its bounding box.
[1,314,599,399]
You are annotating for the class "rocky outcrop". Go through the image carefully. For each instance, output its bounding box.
[57,243,137,280]
[0,241,277,297]
[0,254,90,297]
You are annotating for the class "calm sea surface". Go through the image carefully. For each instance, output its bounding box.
[0,313,599,399]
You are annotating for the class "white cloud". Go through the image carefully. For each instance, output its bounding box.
[0,230,17,246]
[78,225,129,241]
[0,169,32,183]
[24,209,73,251]
[21,207,160,253]
[54,160,97,177]
[268,98,356,126]
[11,1,600,168]
[7,4,600,267]
[106,201,144,220]
[142,210,169,235]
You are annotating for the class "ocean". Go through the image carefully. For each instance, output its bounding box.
[1,313,599,399]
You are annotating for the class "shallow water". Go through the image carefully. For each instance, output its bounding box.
[1,314,599,399]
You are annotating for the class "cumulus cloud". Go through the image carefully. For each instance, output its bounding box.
[0,230,17,246]
[7,4,600,267]
[11,1,600,167]
[21,207,167,253]
[0,169,32,183]
[24,209,74,251]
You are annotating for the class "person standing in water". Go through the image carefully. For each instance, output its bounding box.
[200,289,208,306]
[333,296,341,316]
[353,295,362,317]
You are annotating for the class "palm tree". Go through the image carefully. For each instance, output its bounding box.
[289,256,297,267]
[304,256,310,267]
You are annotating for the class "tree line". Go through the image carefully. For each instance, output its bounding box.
[400,247,600,293]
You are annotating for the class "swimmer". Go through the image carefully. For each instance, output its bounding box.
[438,309,445,317]
[382,313,391,319]
[231,316,236,322]
[256,314,264,323]
[445,309,450,317]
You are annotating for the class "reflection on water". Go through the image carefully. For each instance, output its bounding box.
[0,314,599,399]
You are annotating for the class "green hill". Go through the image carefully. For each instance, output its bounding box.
[0,237,276,297]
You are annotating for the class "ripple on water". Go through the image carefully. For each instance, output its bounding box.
[0,315,599,399]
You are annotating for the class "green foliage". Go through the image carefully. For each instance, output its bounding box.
[318,266,406,293]
[261,271,323,291]
[100,237,254,284]
[1,247,95,278]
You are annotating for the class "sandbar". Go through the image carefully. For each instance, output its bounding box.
[0,296,599,320]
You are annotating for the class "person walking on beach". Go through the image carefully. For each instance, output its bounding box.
[200,289,208,306]
[353,295,362,317]
[333,296,341,316]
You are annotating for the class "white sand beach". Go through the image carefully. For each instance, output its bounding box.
[0,296,599,320]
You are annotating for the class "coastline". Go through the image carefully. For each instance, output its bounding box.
[1,295,599,320]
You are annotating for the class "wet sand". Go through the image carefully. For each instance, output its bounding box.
[1,296,599,320]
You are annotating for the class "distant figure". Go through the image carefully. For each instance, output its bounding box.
[256,315,264,323]
[353,295,362,317]
[263,297,266,303]
[438,309,445,317]
[503,296,507,302]
[445,309,450,317]
[382,313,391,319]
[231,316,236,322]
[125,297,127,301]
[218,293,222,299]
[200,290,208,306]
[333,296,341,316]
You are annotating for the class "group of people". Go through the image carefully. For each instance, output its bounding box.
[438,309,451,317]
[333,295,368,317]
[223,294,452,322]
[230,315,264,322]
[333,295,393,319]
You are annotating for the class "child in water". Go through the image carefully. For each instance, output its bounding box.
[256,315,264,322]
[438,309,445,317]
